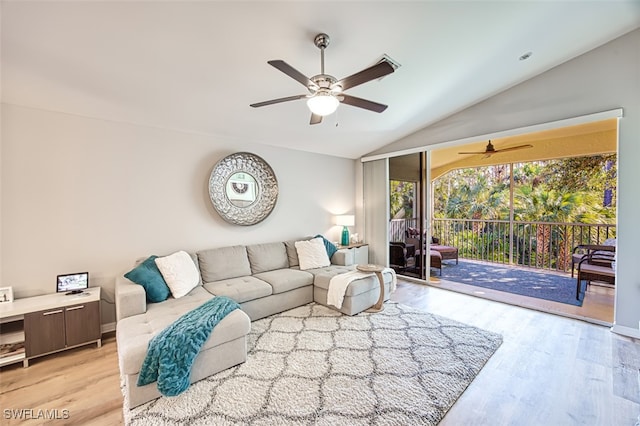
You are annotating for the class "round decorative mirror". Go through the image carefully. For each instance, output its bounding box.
[226,172,258,208]
[208,152,278,225]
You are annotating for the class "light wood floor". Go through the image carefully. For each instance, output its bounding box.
[0,334,123,425]
[392,281,639,425]
[1,281,637,425]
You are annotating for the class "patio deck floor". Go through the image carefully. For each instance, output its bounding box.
[398,258,615,325]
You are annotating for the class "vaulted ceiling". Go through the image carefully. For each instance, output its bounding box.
[2,1,639,159]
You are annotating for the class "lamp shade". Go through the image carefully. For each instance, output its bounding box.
[307,91,339,116]
[335,215,355,227]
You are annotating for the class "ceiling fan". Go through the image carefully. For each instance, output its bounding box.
[458,140,533,157]
[250,33,396,125]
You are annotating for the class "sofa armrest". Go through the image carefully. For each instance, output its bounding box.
[115,275,147,322]
[332,249,355,266]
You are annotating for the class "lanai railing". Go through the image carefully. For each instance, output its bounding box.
[390,218,418,243]
[390,218,616,273]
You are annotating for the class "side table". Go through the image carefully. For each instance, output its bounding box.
[336,243,369,265]
[0,288,101,367]
[356,264,385,312]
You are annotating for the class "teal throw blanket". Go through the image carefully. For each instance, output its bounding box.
[137,296,240,396]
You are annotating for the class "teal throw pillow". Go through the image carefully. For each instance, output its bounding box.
[315,234,338,259]
[124,255,171,303]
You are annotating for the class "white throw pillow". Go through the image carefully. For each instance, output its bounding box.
[155,250,200,298]
[295,237,331,270]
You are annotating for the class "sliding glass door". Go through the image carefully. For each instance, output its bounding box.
[388,152,429,279]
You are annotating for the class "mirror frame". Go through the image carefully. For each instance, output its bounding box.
[208,152,278,225]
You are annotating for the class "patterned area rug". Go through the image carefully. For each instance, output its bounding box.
[125,302,502,425]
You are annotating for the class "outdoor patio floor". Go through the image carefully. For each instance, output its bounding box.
[399,258,615,325]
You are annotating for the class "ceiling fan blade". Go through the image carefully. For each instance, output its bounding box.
[458,143,533,155]
[268,60,315,88]
[250,94,308,108]
[340,94,388,113]
[335,61,395,91]
[495,144,534,153]
[310,113,322,125]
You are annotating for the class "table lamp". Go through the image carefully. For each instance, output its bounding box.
[335,215,355,246]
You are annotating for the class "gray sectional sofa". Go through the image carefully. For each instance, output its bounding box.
[116,238,394,408]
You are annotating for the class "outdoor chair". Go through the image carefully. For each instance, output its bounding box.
[571,238,616,277]
[405,228,423,250]
[430,241,459,265]
[389,242,416,273]
[428,235,459,265]
[405,228,459,267]
[429,250,442,275]
[576,248,616,300]
[412,249,443,276]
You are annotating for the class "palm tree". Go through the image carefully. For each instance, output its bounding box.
[514,187,604,270]
[433,156,616,270]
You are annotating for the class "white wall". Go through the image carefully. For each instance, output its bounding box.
[1,105,356,324]
[0,103,3,287]
[369,28,640,336]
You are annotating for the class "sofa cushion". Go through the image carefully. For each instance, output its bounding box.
[124,255,170,303]
[315,234,338,259]
[295,237,331,270]
[246,242,289,274]
[313,266,393,297]
[203,276,272,303]
[253,269,314,294]
[133,253,202,286]
[284,240,300,267]
[116,286,250,375]
[155,251,201,299]
[307,265,356,277]
[186,252,203,287]
[198,245,251,282]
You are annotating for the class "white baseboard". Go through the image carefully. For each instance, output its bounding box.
[611,324,640,339]
[101,322,116,334]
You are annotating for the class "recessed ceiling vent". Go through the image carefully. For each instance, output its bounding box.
[519,51,533,61]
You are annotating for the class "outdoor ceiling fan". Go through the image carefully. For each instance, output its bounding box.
[250,33,396,125]
[458,140,533,157]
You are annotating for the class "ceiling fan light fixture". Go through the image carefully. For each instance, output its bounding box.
[307,91,339,116]
[251,33,395,124]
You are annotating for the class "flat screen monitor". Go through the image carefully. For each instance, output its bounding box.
[57,272,89,295]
